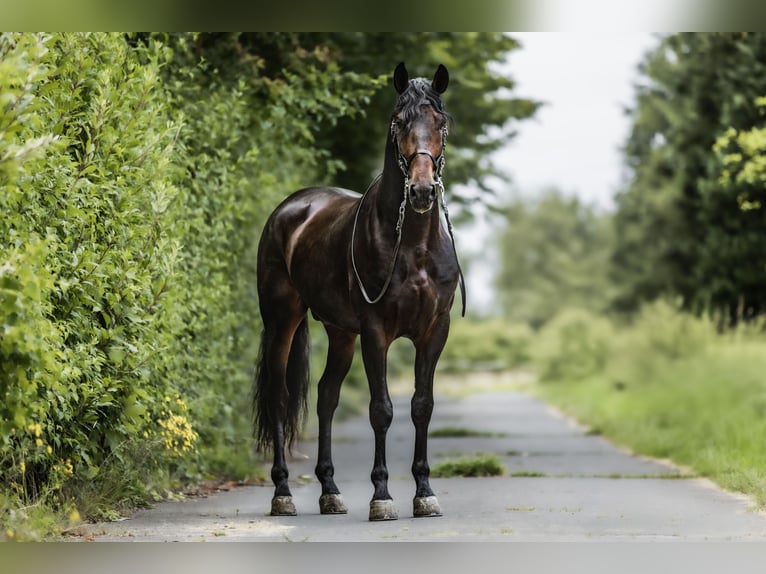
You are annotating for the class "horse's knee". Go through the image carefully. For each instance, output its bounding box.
[369,398,393,431]
[411,395,434,425]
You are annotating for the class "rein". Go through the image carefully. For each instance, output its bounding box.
[350,173,406,306]
[350,122,467,316]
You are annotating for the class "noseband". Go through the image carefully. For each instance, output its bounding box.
[390,119,448,185]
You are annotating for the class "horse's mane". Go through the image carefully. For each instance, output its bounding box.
[393,77,451,129]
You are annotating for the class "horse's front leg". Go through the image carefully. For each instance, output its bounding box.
[412,312,450,517]
[360,324,398,521]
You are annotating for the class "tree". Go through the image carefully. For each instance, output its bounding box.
[495,190,615,328]
[613,33,766,325]
[188,33,540,202]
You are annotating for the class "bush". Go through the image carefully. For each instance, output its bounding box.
[533,308,615,382]
[1,34,187,521]
[630,300,714,360]
[0,32,382,536]
[606,300,716,388]
[439,319,533,373]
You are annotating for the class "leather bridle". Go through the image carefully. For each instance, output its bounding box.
[390,118,447,186]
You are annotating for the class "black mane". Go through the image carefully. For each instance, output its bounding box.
[393,77,451,129]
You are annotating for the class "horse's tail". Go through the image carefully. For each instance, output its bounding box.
[252,317,311,452]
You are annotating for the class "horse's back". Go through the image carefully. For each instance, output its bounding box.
[258,186,361,326]
[262,186,358,255]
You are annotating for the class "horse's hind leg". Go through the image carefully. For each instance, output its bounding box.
[315,325,356,514]
[263,322,303,515]
[256,282,308,516]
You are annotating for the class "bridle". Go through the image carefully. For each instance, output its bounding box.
[391,118,448,188]
[350,116,467,316]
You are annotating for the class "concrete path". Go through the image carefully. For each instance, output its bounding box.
[80,389,766,541]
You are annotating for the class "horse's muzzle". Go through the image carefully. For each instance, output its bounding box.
[409,183,436,214]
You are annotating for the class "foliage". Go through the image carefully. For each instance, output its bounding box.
[714,97,766,210]
[533,308,615,383]
[535,303,766,507]
[439,318,532,372]
[191,33,540,202]
[613,33,766,324]
[495,190,615,328]
[1,34,189,531]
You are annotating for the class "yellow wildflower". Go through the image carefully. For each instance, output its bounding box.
[28,423,42,438]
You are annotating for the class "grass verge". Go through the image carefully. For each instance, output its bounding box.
[535,338,766,507]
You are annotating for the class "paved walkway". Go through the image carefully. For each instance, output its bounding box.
[81,390,766,541]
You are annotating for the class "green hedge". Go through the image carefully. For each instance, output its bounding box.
[0,33,379,535]
[1,34,187,521]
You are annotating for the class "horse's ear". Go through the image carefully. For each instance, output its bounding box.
[432,64,449,94]
[394,62,408,94]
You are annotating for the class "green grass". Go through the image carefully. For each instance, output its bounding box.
[536,338,766,507]
[509,470,547,477]
[429,427,508,438]
[431,453,505,478]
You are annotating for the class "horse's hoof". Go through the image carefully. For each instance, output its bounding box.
[319,494,348,514]
[270,495,297,516]
[369,499,398,521]
[413,495,442,517]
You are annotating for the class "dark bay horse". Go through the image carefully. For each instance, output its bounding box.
[253,62,465,521]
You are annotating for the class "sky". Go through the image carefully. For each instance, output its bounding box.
[497,32,660,209]
[457,32,661,313]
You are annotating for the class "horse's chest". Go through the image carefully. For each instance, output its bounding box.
[398,253,445,317]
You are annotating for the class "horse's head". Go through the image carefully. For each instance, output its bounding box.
[391,62,450,214]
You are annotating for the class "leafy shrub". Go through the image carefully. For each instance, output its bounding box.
[440,319,533,372]
[533,308,615,382]
[630,300,714,360]
[605,300,716,388]
[1,33,188,519]
[1,32,384,536]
